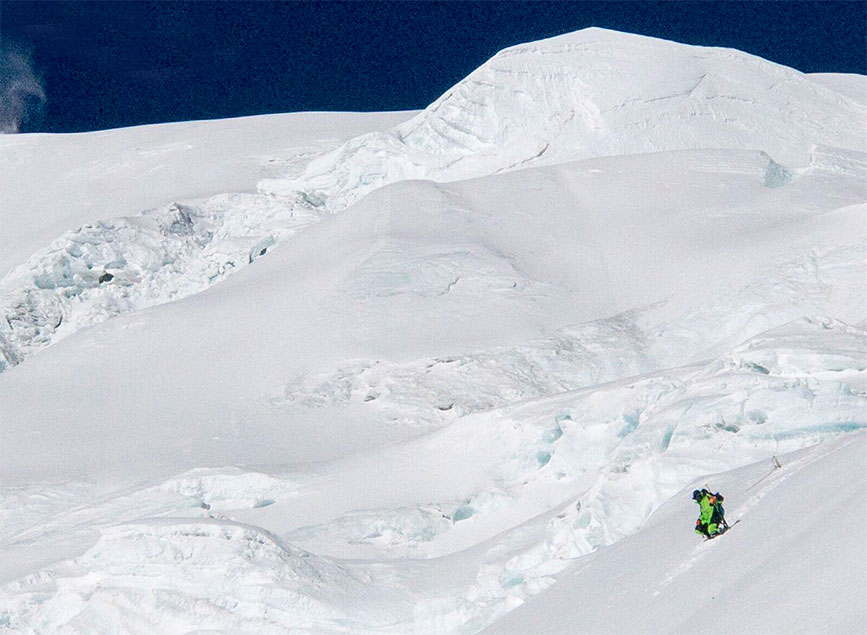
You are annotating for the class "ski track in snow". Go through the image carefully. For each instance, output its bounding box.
[657,436,849,590]
[1,27,866,634]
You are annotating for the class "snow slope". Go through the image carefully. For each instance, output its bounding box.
[1,27,865,634]
[808,73,867,106]
[2,147,863,483]
[261,28,866,211]
[0,111,415,278]
[2,321,865,632]
[0,111,415,369]
[3,29,865,372]
[487,433,867,635]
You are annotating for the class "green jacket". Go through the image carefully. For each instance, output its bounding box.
[697,494,715,524]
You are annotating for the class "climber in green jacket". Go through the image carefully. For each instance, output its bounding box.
[693,489,726,537]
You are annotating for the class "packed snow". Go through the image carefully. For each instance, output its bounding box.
[1,28,865,634]
[488,433,867,635]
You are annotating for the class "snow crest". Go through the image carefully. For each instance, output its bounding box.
[3,30,865,370]
[260,28,866,210]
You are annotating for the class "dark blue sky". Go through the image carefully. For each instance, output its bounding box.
[2,1,865,133]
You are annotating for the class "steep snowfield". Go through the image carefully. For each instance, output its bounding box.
[2,149,863,482]
[488,433,867,635]
[807,72,867,105]
[1,28,865,634]
[0,111,415,369]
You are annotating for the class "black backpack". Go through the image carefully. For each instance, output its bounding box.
[709,491,726,526]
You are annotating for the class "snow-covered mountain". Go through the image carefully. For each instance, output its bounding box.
[1,28,865,633]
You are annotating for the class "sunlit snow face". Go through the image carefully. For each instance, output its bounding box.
[1,27,865,635]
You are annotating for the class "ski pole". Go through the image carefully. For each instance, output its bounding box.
[747,455,782,491]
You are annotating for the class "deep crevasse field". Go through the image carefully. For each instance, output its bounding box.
[0,28,865,633]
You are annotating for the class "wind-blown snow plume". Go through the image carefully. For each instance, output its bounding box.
[0,44,45,134]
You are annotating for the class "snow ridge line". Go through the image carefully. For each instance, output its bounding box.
[2,27,865,371]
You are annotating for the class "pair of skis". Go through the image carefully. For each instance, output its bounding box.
[704,518,738,540]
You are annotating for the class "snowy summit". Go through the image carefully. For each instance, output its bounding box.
[0,28,865,634]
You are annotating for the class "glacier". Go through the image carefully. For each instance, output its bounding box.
[0,28,865,634]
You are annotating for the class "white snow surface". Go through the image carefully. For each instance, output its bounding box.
[1,28,866,634]
[487,433,867,635]
[260,28,865,211]
[0,110,415,279]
